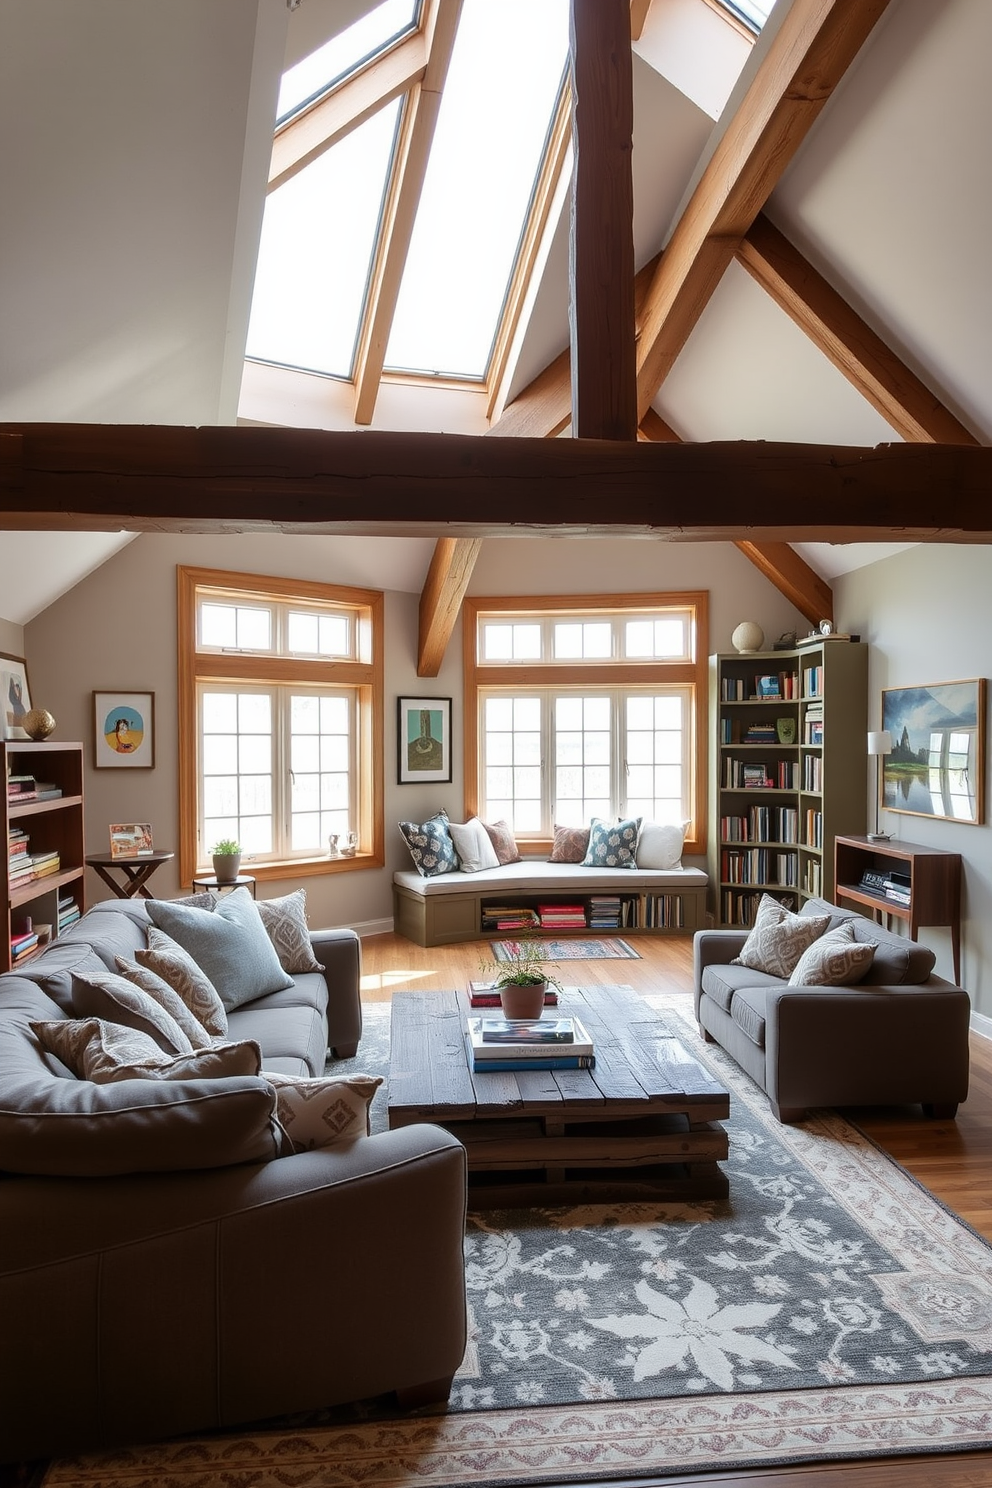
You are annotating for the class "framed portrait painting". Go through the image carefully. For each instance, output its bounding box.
[0,653,32,741]
[881,678,986,825]
[397,696,452,784]
[93,691,155,769]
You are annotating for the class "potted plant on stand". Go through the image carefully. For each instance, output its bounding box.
[479,940,564,1021]
[210,838,242,885]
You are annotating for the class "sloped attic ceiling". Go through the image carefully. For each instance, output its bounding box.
[1,0,988,626]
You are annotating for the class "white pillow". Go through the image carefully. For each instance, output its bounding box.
[635,820,687,870]
[447,817,500,874]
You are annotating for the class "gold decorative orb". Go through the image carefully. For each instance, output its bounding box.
[731,621,765,654]
[22,708,56,740]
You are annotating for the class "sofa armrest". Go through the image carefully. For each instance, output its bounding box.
[0,1124,468,1461]
[310,926,362,1057]
[693,929,747,1018]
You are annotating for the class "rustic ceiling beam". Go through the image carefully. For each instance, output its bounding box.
[736,214,981,446]
[268,29,427,192]
[418,537,483,676]
[635,0,893,418]
[569,0,637,440]
[638,410,834,626]
[2,425,989,541]
[629,0,653,43]
[353,0,463,426]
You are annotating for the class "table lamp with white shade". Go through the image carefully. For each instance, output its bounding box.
[867,730,892,841]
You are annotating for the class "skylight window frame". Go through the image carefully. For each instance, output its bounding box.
[275,2,423,131]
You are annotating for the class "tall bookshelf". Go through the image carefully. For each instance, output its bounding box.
[3,740,86,972]
[708,641,868,927]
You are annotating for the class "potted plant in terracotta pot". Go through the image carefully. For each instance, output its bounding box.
[210,838,242,885]
[479,941,563,1021]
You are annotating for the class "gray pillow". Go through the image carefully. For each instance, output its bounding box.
[146,889,294,1011]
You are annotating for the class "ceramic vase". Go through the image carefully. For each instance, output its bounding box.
[498,980,547,1021]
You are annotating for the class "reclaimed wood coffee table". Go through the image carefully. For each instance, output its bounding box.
[387,983,729,1208]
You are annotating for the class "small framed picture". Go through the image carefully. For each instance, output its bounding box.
[109,823,154,859]
[397,696,452,784]
[1,653,32,741]
[93,691,155,769]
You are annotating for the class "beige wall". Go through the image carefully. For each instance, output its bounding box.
[24,533,806,932]
[835,544,992,1014]
[0,618,24,660]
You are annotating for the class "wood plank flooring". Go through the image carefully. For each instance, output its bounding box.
[359,930,992,1488]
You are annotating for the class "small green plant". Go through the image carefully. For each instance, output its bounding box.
[211,838,241,855]
[479,940,563,994]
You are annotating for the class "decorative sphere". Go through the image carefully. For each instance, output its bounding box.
[731,621,765,654]
[22,708,56,740]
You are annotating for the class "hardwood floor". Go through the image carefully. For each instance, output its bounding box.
[359,930,992,1488]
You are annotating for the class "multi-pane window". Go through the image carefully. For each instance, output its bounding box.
[464,596,707,846]
[178,569,383,882]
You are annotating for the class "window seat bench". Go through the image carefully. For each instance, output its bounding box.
[393,860,708,947]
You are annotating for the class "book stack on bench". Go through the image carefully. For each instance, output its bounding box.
[537,902,586,929]
[466,1014,594,1072]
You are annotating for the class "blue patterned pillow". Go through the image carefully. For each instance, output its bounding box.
[398,811,460,877]
[581,816,641,869]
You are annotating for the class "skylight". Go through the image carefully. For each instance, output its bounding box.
[277,0,419,124]
[719,0,776,33]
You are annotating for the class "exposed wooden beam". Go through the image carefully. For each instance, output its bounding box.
[635,0,893,418]
[418,537,482,676]
[737,215,981,446]
[569,0,637,440]
[629,0,653,43]
[2,426,990,542]
[637,409,833,624]
[268,30,426,192]
[353,0,463,426]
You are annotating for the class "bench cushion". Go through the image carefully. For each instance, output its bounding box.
[394,860,708,896]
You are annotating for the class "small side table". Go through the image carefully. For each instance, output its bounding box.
[86,851,175,900]
[191,874,257,899]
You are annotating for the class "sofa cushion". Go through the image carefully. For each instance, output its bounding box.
[265,1071,382,1152]
[7,941,111,1014]
[732,894,830,977]
[549,824,590,863]
[482,819,521,865]
[255,888,324,974]
[70,969,194,1054]
[30,1018,263,1085]
[114,956,214,1049]
[398,810,460,877]
[731,987,769,1049]
[229,1002,328,1080]
[447,817,500,873]
[635,819,686,870]
[135,929,229,1038]
[788,922,877,987]
[146,891,294,1011]
[701,961,783,1014]
[582,816,641,869]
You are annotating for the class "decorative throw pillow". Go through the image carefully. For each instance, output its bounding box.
[635,819,687,870]
[114,956,213,1049]
[582,816,641,869]
[255,889,324,974]
[732,894,831,978]
[265,1071,383,1152]
[481,819,521,865]
[549,824,590,864]
[135,928,229,1039]
[70,970,193,1055]
[31,1018,262,1085]
[398,810,460,877]
[146,889,294,1012]
[447,818,500,874]
[788,921,878,986]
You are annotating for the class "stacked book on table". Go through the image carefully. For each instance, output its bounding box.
[468,980,559,1009]
[466,1014,595,1072]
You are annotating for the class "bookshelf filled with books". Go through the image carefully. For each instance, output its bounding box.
[3,740,85,972]
[708,641,868,927]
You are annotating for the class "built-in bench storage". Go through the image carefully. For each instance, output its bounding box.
[393,860,708,947]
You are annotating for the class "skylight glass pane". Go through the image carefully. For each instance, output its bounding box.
[246,100,401,378]
[277,0,419,123]
[720,0,776,32]
[385,0,569,379]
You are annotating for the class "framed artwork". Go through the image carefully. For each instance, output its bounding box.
[93,691,155,769]
[109,823,154,859]
[1,653,32,741]
[881,679,986,826]
[398,696,452,784]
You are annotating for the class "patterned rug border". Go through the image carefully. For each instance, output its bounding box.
[489,938,640,962]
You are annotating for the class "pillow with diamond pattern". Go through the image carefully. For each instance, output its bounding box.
[70,969,193,1055]
[134,928,229,1038]
[398,810,460,877]
[481,819,521,865]
[787,920,878,986]
[581,816,641,869]
[255,888,324,974]
[31,1018,262,1085]
[549,824,590,864]
[265,1071,383,1152]
[732,894,830,978]
[114,955,214,1049]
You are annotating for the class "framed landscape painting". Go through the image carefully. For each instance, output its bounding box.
[397,696,452,784]
[881,679,986,825]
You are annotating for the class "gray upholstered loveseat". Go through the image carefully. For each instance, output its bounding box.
[0,897,467,1465]
[694,896,971,1123]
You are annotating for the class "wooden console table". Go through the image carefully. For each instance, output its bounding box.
[833,834,962,983]
[85,850,174,900]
